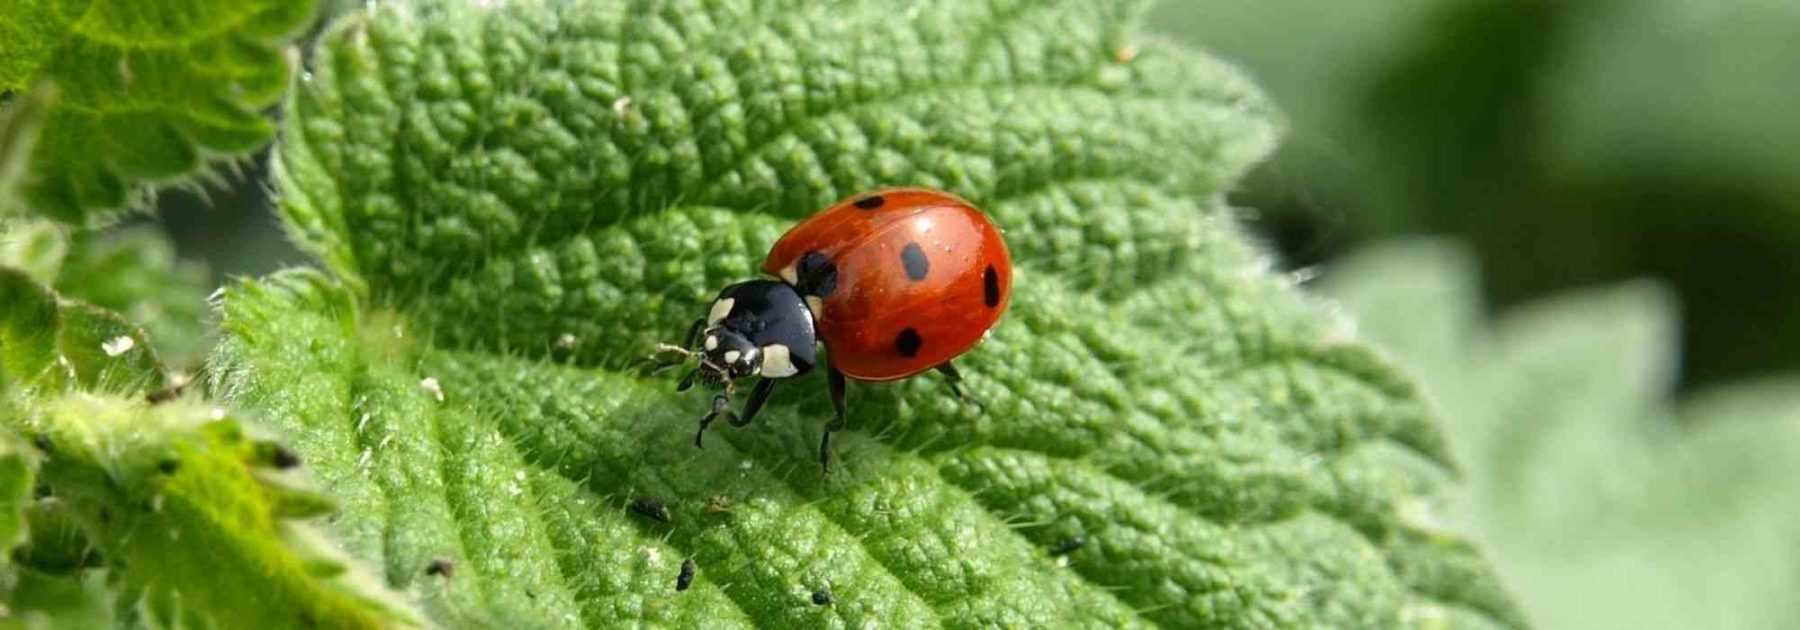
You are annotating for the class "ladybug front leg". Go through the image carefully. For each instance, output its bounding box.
[820,367,848,472]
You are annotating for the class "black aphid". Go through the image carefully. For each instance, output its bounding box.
[676,558,696,591]
[629,496,671,522]
[1051,535,1086,556]
[426,558,456,578]
[811,586,834,606]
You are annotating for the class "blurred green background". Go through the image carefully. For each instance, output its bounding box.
[1146,0,1800,391]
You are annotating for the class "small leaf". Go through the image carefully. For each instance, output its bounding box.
[2,220,213,366]
[15,394,419,628]
[0,0,320,225]
[0,267,163,393]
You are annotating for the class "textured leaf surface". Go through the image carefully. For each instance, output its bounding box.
[0,0,317,224]
[1323,240,1800,630]
[220,0,1522,626]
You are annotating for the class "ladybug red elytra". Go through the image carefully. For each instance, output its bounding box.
[662,188,1013,470]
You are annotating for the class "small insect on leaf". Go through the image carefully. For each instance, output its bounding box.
[629,496,671,523]
[676,558,695,591]
[811,586,834,606]
[254,442,302,469]
[1050,535,1086,556]
[426,558,455,578]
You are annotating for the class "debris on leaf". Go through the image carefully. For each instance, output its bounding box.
[419,377,445,402]
[101,335,135,356]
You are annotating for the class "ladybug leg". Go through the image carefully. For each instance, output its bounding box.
[694,392,739,448]
[935,362,985,412]
[820,367,848,472]
[731,378,778,427]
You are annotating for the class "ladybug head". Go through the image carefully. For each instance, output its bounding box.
[697,327,763,383]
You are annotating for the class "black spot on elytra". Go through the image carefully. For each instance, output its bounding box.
[797,251,837,297]
[853,194,885,210]
[983,265,1001,307]
[676,558,696,591]
[895,328,922,357]
[900,242,929,281]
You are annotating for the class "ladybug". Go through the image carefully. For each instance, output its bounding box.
[662,188,1013,470]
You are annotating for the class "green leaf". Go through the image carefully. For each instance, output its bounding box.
[2,220,212,366]
[225,0,1524,626]
[1322,240,1800,630]
[0,0,319,225]
[0,267,163,393]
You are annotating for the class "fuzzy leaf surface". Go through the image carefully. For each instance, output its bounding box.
[223,0,1524,627]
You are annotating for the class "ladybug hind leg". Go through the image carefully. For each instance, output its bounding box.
[936,363,986,412]
[820,367,849,473]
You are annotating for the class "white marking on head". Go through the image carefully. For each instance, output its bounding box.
[704,335,719,350]
[779,263,799,285]
[760,344,798,378]
[723,350,741,363]
[804,296,824,318]
[708,298,735,324]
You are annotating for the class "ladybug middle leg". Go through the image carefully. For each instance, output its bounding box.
[819,367,848,472]
[935,362,986,412]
